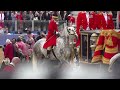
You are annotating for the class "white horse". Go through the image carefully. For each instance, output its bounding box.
[61,25,80,64]
[32,25,80,71]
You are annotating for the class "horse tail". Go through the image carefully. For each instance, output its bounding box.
[32,51,38,72]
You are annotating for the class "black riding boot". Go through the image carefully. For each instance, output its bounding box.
[46,50,51,59]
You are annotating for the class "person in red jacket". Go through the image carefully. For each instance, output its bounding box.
[78,11,88,31]
[95,11,114,30]
[76,11,88,47]
[107,11,115,29]
[89,11,96,30]
[95,11,107,30]
[43,14,60,58]
[4,39,14,62]
[16,11,23,31]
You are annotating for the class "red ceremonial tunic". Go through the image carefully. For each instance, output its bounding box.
[97,12,107,29]
[4,43,14,62]
[107,13,114,29]
[95,12,114,30]
[89,11,96,30]
[92,30,119,64]
[43,19,58,49]
[76,11,88,47]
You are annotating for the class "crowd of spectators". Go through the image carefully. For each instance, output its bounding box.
[0,11,71,34]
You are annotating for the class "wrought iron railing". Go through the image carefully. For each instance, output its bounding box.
[1,20,67,33]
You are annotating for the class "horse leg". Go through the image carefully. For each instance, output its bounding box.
[32,52,38,72]
[70,47,75,64]
[74,47,79,66]
[46,46,52,59]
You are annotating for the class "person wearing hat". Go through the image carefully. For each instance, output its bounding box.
[4,39,14,62]
[43,14,60,58]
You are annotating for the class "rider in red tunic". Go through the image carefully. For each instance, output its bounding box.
[43,14,59,58]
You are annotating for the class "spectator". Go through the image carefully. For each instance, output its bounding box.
[11,38,19,57]
[39,11,44,31]
[33,11,40,31]
[4,39,14,62]
[4,27,11,35]
[36,31,46,41]
[33,11,39,20]
[42,11,51,31]
[63,11,70,25]
[11,11,16,31]
[23,11,30,20]
[4,11,12,31]
[0,11,4,28]
[60,11,64,20]
[29,11,34,20]
[16,11,23,32]
[0,26,4,34]
[49,11,53,19]
[23,11,27,20]
[0,45,4,67]
[16,11,23,20]
[2,57,21,72]
[27,31,35,49]
[57,11,62,21]
[16,37,28,60]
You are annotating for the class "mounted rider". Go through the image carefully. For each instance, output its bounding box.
[43,14,60,59]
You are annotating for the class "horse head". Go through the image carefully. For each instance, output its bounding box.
[67,26,78,38]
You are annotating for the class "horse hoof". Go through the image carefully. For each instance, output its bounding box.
[46,55,50,59]
[75,61,79,66]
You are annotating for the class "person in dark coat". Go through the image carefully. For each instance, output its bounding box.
[36,31,46,41]
[11,38,18,57]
